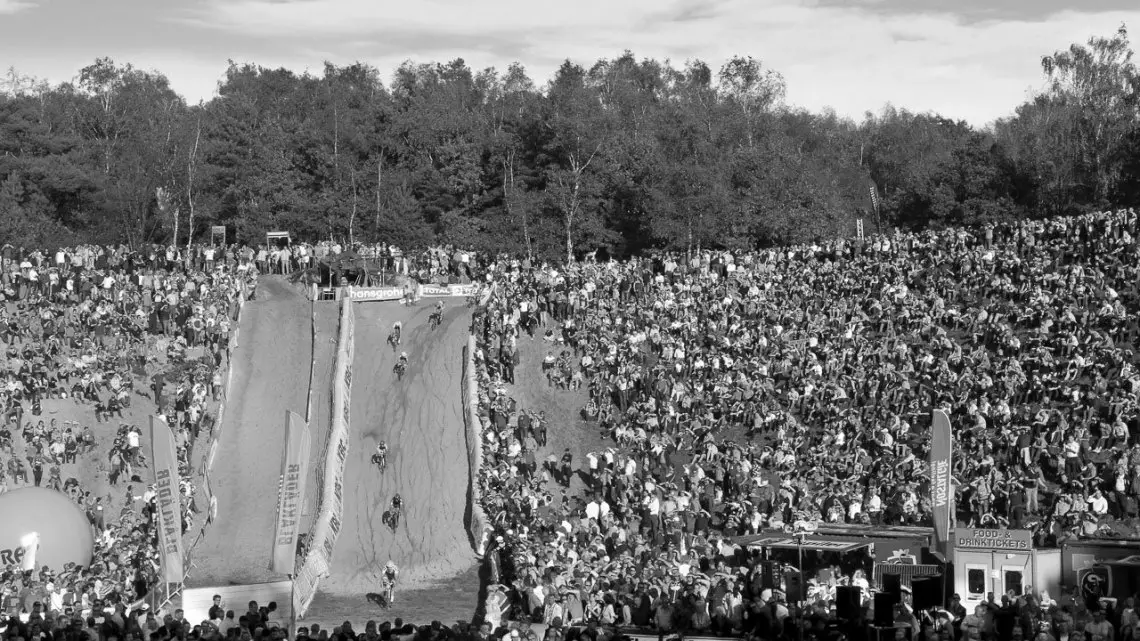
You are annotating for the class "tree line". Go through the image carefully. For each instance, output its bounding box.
[1,27,1138,260]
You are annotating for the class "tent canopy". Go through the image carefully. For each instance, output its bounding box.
[741,535,871,554]
[266,231,291,247]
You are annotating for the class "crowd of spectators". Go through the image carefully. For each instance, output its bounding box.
[469,209,1140,640]
[12,206,1140,641]
[261,240,478,286]
[0,242,257,630]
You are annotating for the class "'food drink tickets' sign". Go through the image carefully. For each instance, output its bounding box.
[956,528,1032,551]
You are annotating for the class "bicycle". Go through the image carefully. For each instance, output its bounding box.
[393,360,407,381]
[428,310,443,330]
[383,505,402,532]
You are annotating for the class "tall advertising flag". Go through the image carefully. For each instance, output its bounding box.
[150,415,185,583]
[272,411,312,575]
[930,410,953,559]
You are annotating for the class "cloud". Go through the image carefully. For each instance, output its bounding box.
[812,0,1140,24]
[164,0,1140,125]
[0,0,36,13]
[3,0,1140,127]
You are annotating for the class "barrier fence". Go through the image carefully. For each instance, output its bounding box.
[462,334,490,557]
[188,284,249,560]
[292,297,355,618]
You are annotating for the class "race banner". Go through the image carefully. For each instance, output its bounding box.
[271,411,311,575]
[344,286,405,302]
[930,409,953,559]
[150,415,185,583]
[418,283,478,298]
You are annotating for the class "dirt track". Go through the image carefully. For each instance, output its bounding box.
[311,301,477,621]
[189,278,322,587]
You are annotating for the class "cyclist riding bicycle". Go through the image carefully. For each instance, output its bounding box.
[383,560,399,604]
[398,352,409,367]
[392,321,402,337]
[392,493,403,512]
[375,441,387,461]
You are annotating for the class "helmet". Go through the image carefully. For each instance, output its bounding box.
[401,352,408,359]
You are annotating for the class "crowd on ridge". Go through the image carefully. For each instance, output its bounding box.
[0,243,256,631]
[468,209,1140,640]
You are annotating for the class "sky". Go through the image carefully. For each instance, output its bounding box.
[1,0,1138,127]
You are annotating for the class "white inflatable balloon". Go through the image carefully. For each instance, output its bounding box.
[0,487,95,571]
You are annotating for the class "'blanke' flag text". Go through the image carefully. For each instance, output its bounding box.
[930,409,954,559]
[272,411,312,575]
[150,415,185,583]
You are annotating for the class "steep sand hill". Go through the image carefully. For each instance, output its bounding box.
[309,301,476,621]
[189,279,326,587]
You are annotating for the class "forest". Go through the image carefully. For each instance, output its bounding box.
[1,27,1138,260]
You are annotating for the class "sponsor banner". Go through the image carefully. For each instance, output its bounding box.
[344,286,405,302]
[955,528,1032,551]
[271,411,311,575]
[930,409,953,559]
[150,415,185,583]
[418,283,479,298]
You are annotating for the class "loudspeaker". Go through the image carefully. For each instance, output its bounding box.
[785,572,804,603]
[835,586,862,620]
[882,573,902,600]
[873,592,896,627]
[910,576,943,610]
[762,562,777,589]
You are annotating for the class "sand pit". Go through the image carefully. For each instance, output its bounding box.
[189,278,324,587]
[311,301,476,619]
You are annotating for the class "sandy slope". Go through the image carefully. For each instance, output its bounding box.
[318,301,475,599]
[188,278,316,587]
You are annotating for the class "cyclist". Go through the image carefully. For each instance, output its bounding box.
[398,351,409,368]
[392,493,403,513]
[374,441,388,469]
[383,560,399,604]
